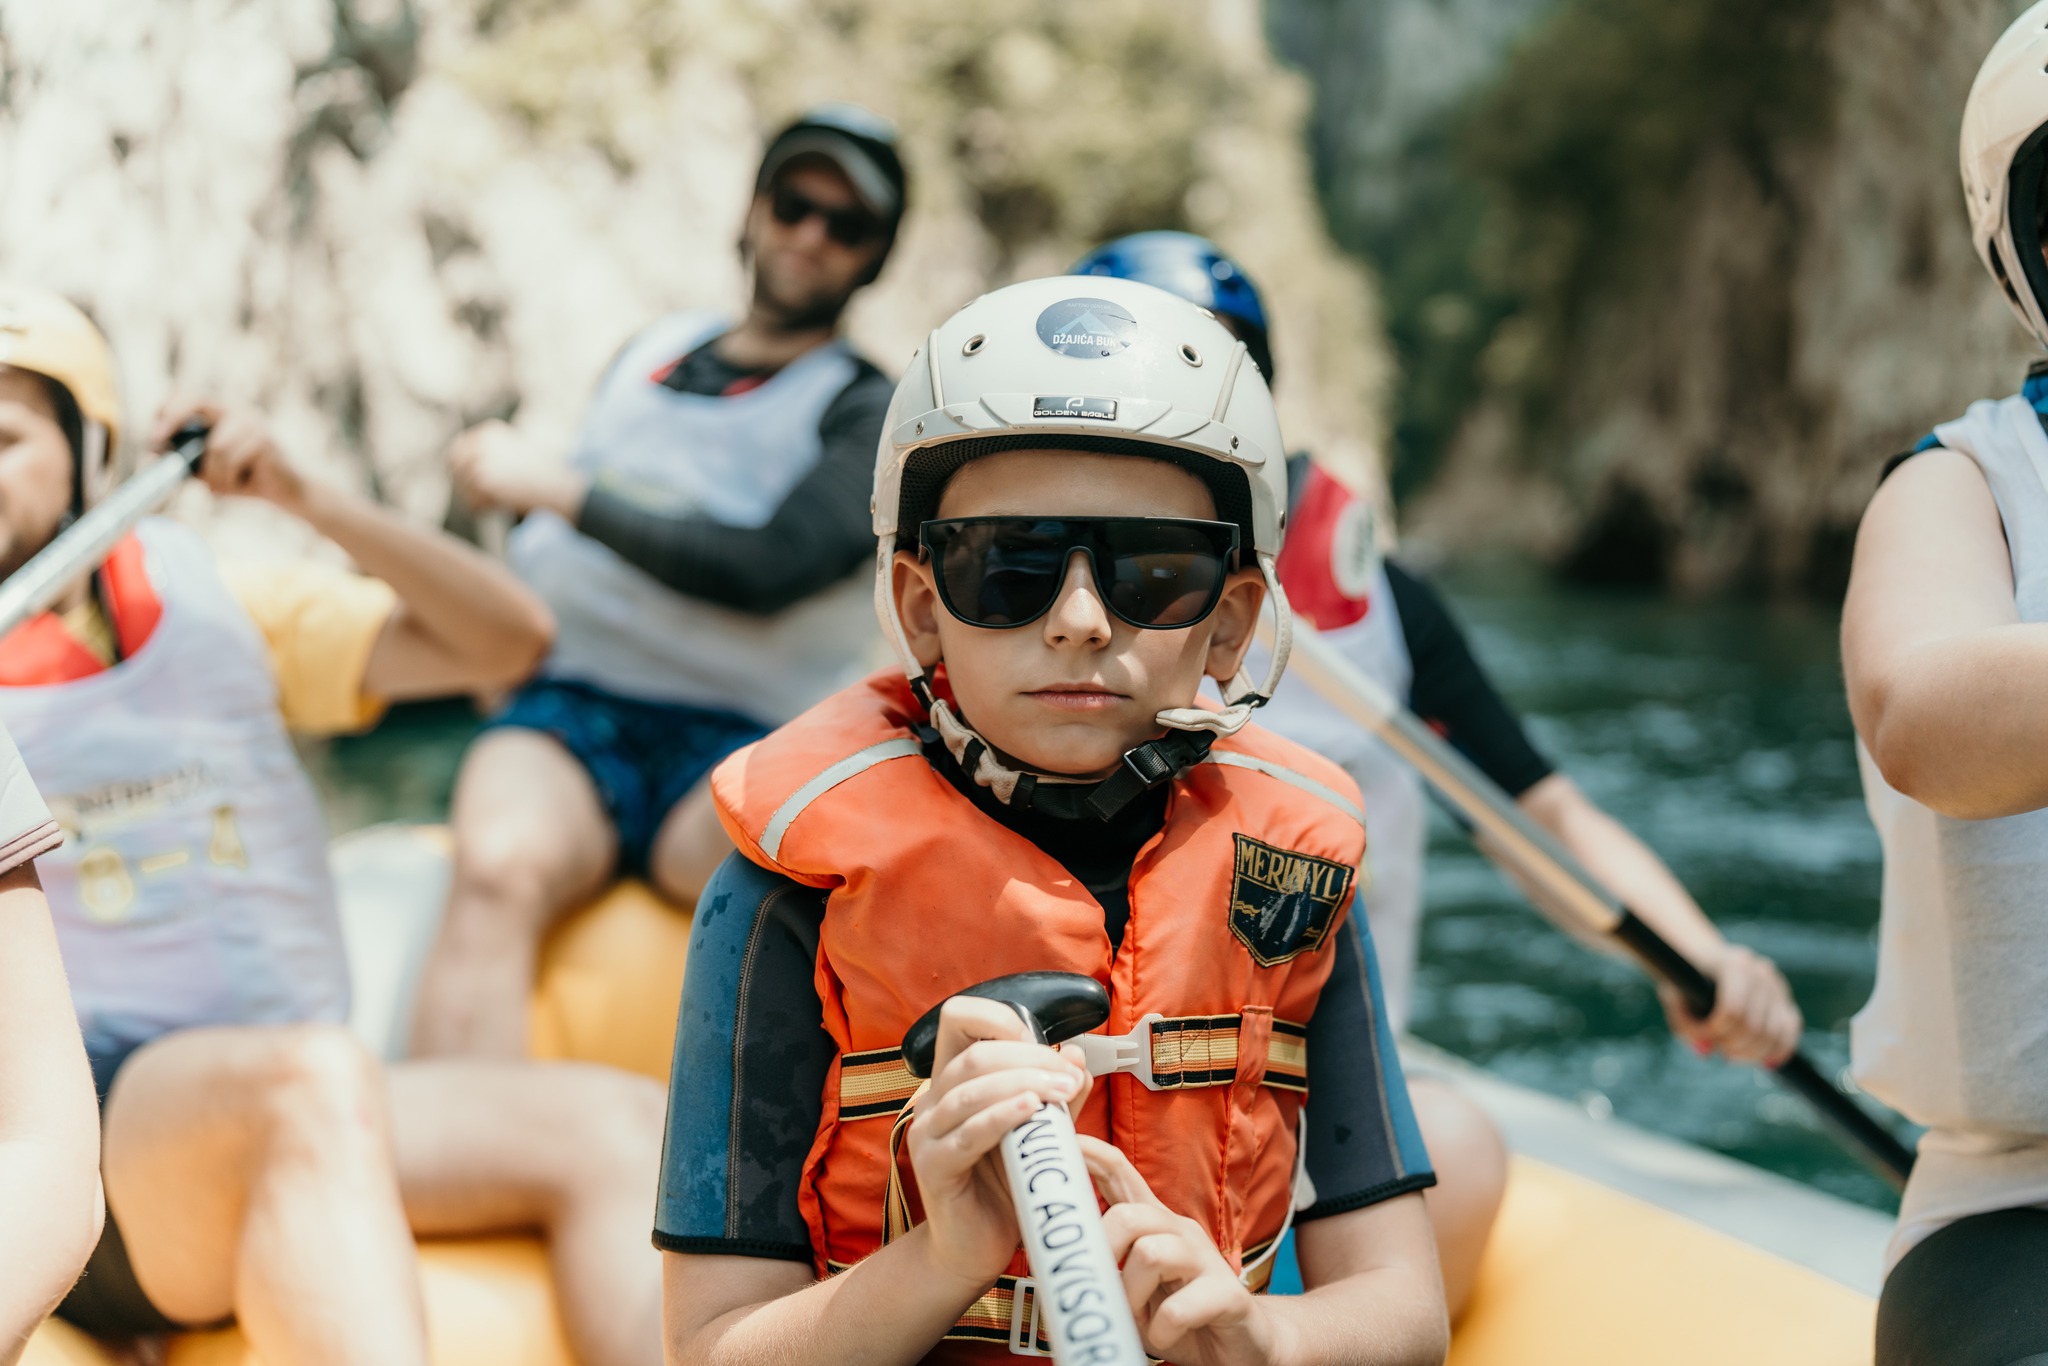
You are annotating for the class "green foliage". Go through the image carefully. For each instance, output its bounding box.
[1364,0,1833,494]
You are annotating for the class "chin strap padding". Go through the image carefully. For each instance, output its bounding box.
[1085,729,1216,821]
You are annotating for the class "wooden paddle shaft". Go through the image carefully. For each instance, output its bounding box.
[1267,618,1916,1187]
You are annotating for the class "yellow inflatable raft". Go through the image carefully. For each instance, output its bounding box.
[25,826,1882,1365]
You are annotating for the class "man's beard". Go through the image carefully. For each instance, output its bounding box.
[753,274,853,333]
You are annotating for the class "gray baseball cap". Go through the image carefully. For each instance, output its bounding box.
[757,103,908,223]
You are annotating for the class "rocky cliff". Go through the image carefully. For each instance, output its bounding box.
[0,0,1390,556]
[1276,0,2040,595]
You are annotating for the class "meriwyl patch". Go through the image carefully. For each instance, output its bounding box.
[1227,834,1353,966]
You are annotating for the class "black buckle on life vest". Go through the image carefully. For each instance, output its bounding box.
[1085,729,1215,821]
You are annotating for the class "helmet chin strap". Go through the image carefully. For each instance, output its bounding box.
[873,544,1295,820]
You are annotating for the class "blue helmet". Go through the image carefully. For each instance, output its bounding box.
[1071,231,1275,382]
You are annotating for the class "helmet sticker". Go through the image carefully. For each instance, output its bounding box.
[1036,297,1138,359]
[1031,395,1118,420]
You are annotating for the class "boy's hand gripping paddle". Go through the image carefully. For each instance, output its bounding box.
[904,972,1148,1366]
[0,421,211,640]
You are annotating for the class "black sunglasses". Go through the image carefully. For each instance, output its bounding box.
[920,517,1240,631]
[769,183,883,248]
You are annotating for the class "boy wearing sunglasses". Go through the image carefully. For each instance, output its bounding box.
[656,278,1448,1366]
[412,105,909,1057]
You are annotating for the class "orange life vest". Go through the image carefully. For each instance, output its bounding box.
[0,534,162,684]
[714,672,1367,1360]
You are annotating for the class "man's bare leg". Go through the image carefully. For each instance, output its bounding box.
[101,1025,425,1365]
[389,1059,664,1366]
[1410,1076,1509,1322]
[412,729,618,1057]
[646,777,731,906]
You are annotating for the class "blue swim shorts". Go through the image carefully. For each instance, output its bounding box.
[484,677,770,878]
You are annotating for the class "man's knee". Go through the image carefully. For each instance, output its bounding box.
[252,1025,389,1155]
[449,819,582,931]
[543,1067,666,1206]
[1413,1078,1509,1221]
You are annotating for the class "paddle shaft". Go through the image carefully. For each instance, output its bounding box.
[0,424,209,640]
[1270,620,1916,1188]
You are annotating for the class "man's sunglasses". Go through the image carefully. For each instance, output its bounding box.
[769,183,883,248]
[919,517,1240,631]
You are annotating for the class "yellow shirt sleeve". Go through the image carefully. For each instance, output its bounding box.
[215,558,399,736]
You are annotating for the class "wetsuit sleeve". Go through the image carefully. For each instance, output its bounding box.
[573,365,889,615]
[0,727,60,872]
[1386,560,1555,799]
[1297,913,1436,1222]
[655,853,832,1261]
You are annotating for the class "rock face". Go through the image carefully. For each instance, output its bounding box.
[1277,0,2040,595]
[0,0,1389,556]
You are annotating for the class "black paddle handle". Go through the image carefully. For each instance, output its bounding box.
[168,419,211,470]
[1611,909,1915,1188]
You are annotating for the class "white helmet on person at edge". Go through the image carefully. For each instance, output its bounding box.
[1962,0,2048,349]
[871,276,1295,784]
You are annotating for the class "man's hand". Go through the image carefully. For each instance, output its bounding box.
[904,997,1090,1293]
[1659,942,1802,1067]
[447,420,585,519]
[151,401,307,514]
[1087,1139,1290,1366]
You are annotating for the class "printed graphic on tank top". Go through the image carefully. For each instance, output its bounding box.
[1252,463,1429,1030]
[1856,370,2048,1269]
[0,519,346,1067]
[509,311,875,724]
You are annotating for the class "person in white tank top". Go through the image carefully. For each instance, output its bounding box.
[1072,232,1806,1320]
[409,106,911,1058]
[1845,9,2048,1359]
[0,285,665,1365]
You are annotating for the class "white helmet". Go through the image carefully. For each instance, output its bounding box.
[1963,0,2048,348]
[872,275,1295,812]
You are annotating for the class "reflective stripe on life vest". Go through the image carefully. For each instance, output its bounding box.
[835,1012,1311,1123]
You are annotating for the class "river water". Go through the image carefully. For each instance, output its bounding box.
[303,565,1905,1213]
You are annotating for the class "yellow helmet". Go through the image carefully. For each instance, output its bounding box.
[0,284,120,500]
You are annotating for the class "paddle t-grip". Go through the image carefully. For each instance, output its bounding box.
[903,973,1145,1365]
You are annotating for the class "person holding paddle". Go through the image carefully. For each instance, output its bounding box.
[412,105,909,1059]
[657,277,1446,1365]
[1844,7,2048,1359]
[1071,232,1805,1316]
[0,285,666,1365]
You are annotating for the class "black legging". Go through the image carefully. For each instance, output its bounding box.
[1878,1208,2048,1366]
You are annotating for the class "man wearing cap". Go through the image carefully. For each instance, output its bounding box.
[412,105,908,1057]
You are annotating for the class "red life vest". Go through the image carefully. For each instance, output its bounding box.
[713,672,1367,1360]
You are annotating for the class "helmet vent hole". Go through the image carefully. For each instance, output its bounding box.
[1179,342,1202,367]
[962,334,986,356]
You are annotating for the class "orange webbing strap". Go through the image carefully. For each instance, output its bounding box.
[835,1014,1309,1121]
[840,1045,926,1120]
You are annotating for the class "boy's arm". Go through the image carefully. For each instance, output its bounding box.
[1091,1147,1445,1366]
[153,402,554,702]
[1283,1196,1447,1364]
[663,1229,1003,1366]
[0,863,103,1365]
